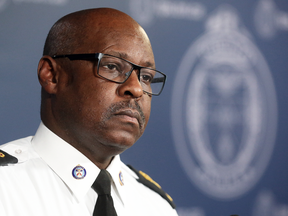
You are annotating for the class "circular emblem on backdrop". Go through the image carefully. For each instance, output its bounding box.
[72,165,87,179]
[171,5,277,200]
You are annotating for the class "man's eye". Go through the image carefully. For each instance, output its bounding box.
[141,74,153,83]
[104,63,118,71]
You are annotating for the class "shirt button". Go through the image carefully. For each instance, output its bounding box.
[15,149,22,154]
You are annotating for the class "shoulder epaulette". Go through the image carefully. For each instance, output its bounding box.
[127,165,176,209]
[0,149,18,166]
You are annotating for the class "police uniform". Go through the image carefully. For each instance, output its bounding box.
[0,122,178,216]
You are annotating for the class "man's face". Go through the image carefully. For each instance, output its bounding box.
[53,24,154,155]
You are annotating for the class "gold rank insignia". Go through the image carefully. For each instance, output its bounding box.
[139,170,161,189]
[128,165,176,209]
[0,152,5,158]
[0,149,18,166]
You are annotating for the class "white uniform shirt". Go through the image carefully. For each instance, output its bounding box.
[0,123,178,216]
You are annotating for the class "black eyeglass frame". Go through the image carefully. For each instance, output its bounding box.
[52,53,166,96]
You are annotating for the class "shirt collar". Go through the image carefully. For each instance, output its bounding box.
[106,155,127,205]
[31,122,123,202]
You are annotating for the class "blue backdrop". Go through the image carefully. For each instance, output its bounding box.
[1,0,288,215]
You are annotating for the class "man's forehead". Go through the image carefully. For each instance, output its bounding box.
[75,14,145,46]
[56,8,140,44]
[52,8,154,67]
[80,21,154,65]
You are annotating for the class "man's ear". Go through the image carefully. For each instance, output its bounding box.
[37,56,59,94]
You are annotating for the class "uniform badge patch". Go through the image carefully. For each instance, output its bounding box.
[119,171,124,186]
[72,165,87,179]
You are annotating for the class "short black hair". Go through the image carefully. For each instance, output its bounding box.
[43,12,88,56]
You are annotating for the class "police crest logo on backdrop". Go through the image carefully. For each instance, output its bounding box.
[171,5,277,200]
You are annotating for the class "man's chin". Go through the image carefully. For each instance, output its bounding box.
[108,135,139,150]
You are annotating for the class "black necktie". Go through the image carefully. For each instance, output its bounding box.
[92,169,117,216]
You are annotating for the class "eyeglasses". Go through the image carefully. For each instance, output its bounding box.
[52,53,166,96]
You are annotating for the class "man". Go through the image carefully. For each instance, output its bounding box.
[0,8,178,216]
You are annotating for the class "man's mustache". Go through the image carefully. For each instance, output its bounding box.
[105,100,146,129]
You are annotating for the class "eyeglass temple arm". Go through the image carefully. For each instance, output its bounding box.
[52,53,100,60]
[151,77,165,84]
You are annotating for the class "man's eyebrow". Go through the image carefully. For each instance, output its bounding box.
[144,61,155,68]
[107,51,155,68]
[117,52,128,59]
[106,51,128,59]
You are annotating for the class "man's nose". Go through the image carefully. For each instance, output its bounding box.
[117,70,143,99]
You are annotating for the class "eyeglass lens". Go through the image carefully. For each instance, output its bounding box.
[98,55,165,95]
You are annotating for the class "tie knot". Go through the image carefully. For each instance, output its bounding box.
[92,169,111,195]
